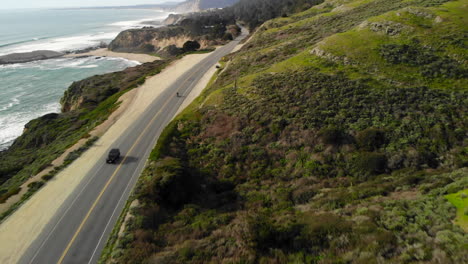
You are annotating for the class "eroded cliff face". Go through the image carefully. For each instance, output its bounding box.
[108,27,189,53]
[163,14,184,25]
[109,20,237,55]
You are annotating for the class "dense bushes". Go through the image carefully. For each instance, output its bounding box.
[182,41,201,52]
[353,152,387,178]
[138,157,196,208]
[380,43,436,65]
[109,0,468,263]
[115,68,467,263]
[223,0,325,29]
[380,43,467,79]
[356,128,386,151]
[318,126,348,146]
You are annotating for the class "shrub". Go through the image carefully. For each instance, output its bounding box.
[27,181,45,192]
[301,212,352,249]
[318,126,347,146]
[421,57,467,78]
[380,43,435,65]
[353,152,387,178]
[0,187,21,203]
[142,44,155,53]
[222,33,233,41]
[41,173,54,181]
[161,45,183,57]
[292,187,316,204]
[183,41,201,52]
[246,213,306,253]
[380,43,467,79]
[356,128,386,151]
[138,157,197,208]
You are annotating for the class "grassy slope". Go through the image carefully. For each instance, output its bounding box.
[445,189,468,232]
[108,0,467,263]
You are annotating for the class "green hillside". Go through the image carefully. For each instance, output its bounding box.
[106,0,468,263]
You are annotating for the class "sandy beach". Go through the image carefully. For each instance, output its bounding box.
[65,48,159,63]
[0,51,217,264]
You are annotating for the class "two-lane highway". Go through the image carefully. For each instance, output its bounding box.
[19,29,247,264]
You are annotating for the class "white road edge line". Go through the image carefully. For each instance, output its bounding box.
[87,60,212,264]
[87,157,146,264]
[28,163,106,264]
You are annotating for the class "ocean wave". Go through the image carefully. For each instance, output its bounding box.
[0,32,120,56]
[0,102,60,150]
[78,64,99,69]
[0,11,169,57]
[0,92,25,112]
[0,36,51,49]
[0,113,30,150]
[1,56,138,71]
[108,13,168,30]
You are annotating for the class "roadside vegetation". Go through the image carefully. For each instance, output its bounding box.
[105,0,467,263]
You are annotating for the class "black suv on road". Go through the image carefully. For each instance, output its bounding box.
[106,149,121,164]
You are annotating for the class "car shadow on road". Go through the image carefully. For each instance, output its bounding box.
[120,156,139,165]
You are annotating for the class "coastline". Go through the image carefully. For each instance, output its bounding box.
[0,47,164,212]
[0,10,170,150]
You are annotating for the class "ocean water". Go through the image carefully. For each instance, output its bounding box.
[0,8,168,150]
[0,8,167,55]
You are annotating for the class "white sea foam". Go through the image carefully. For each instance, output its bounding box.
[0,10,168,150]
[2,56,137,72]
[78,64,99,69]
[0,13,168,56]
[0,92,25,112]
[0,102,15,112]
[0,102,60,151]
[0,32,121,56]
[109,13,168,29]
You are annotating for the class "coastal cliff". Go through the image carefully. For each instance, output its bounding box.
[109,15,239,55]
[109,27,189,53]
[61,61,165,112]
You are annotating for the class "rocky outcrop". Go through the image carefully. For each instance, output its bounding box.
[369,21,411,36]
[163,14,185,25]
[0,50,63,64]
[109,18,239,54]
[110,0,241,55]
[61,60,168,112]
[108,27,190,53]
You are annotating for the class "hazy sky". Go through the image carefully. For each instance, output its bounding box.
[1,0,183,9]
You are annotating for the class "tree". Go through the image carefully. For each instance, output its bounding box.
[142,44,155,53]
[183,41,201,52]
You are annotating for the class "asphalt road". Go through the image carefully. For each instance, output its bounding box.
[19,29,247,264]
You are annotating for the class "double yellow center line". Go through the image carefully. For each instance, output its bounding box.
[57,64,203,264]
